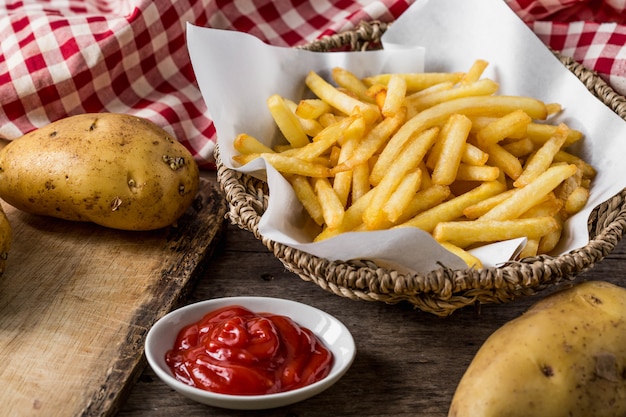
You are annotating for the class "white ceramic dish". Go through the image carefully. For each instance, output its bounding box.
[145,296,356,410]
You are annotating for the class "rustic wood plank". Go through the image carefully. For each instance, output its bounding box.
[117,176,626,416]
[0,178,227,417]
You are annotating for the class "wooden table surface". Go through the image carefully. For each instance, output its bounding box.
[116,174,626,417]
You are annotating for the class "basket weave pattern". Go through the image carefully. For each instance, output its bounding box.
[215,21,626,316]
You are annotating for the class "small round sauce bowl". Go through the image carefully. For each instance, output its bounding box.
[145,296,356,410]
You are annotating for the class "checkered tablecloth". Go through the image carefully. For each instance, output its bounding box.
[1,0,624,169]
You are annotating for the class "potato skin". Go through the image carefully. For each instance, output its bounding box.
[448,280,626,417]
[0,113,200,231]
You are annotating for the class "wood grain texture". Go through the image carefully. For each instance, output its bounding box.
[0,178,227,417]
[118,174,626,417]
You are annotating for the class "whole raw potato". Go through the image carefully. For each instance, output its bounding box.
[448,280,626,417]
[0,113,200,231]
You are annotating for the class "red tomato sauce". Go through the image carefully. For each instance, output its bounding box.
[164,305,334,395]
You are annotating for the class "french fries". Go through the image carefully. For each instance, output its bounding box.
[432,216,560,248]
[231,60,595,268]
[266,94,310,148]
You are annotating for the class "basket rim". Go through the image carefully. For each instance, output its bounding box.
[215,21,626,315]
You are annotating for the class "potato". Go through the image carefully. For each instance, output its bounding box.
[448,280,626,417]
[0,113,199,231]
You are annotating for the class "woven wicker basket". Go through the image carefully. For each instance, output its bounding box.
[215,21,626,316]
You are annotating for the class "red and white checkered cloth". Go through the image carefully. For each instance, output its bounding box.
[0,0,624,169]
[507,0,626,97]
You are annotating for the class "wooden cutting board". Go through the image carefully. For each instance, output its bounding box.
[0,177,227,417]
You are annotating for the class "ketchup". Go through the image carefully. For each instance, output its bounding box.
[164,305,334,395]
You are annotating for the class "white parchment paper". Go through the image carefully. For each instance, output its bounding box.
[187,0,626,274]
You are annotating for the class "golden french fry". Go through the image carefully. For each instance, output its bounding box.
[526,123,583,147]
[546,102,562,115]
[370,95,548,185]
[289,132,337,161]
[313,156,332,167]
[233,133,275,154]
[261,152,331,177]
[372,87,387,110]
[538,213,564,253]
[296,99,332,119]
[518,238,539,259]
[513,123,569,188]
[554,150,597,179]
[313,177,344,229]
[486,143,524,180]
[439,241,483,268]
[369,155,380,170]
[333,171,352,208]
[581,177,591,188]
[501,137,535,158]
[431,114,472,185]
[284,98,324,137]
[299,118,324,137]
[351,162,370,203]
[364,127,439,228]
[519,195,563,218]
[383,169,423,223]
[366,83,386,101]
[332,67,372,103]
[273,144,293,153]
[396,184,451,224]
[395,180,506,233]
[314,226,338,242]
[266,94,310,148]
[403,82,455,105]
[312,114,355,142]
[405,78,499,115]
[332,120,364,207]
[314,188,375,241]
[318,112,340,127]
[425,138,443,171]
[479,164,578,221]
[287,175,325,226]
[289,116,355,162]
[460,59,489,84]
[381,74,407,117]
[468,116,496,133]
[271,146,331,167]
[554,166,583,203]
[462,188,516,220]
[332,107,406,172]
[455,164,501,182]
[476,109,532,148]
[340,112,367,146]
[418,161,432,189]
[426,114,467,171]
[363,72,465,92]
[305,71,380,123]
[432,216,559,248]
[461,142,490,166]
[329,146,341,166]
[232,152,262,166]
[564,186,590,215]
[291,134,337,161]
[470,117,582,146]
